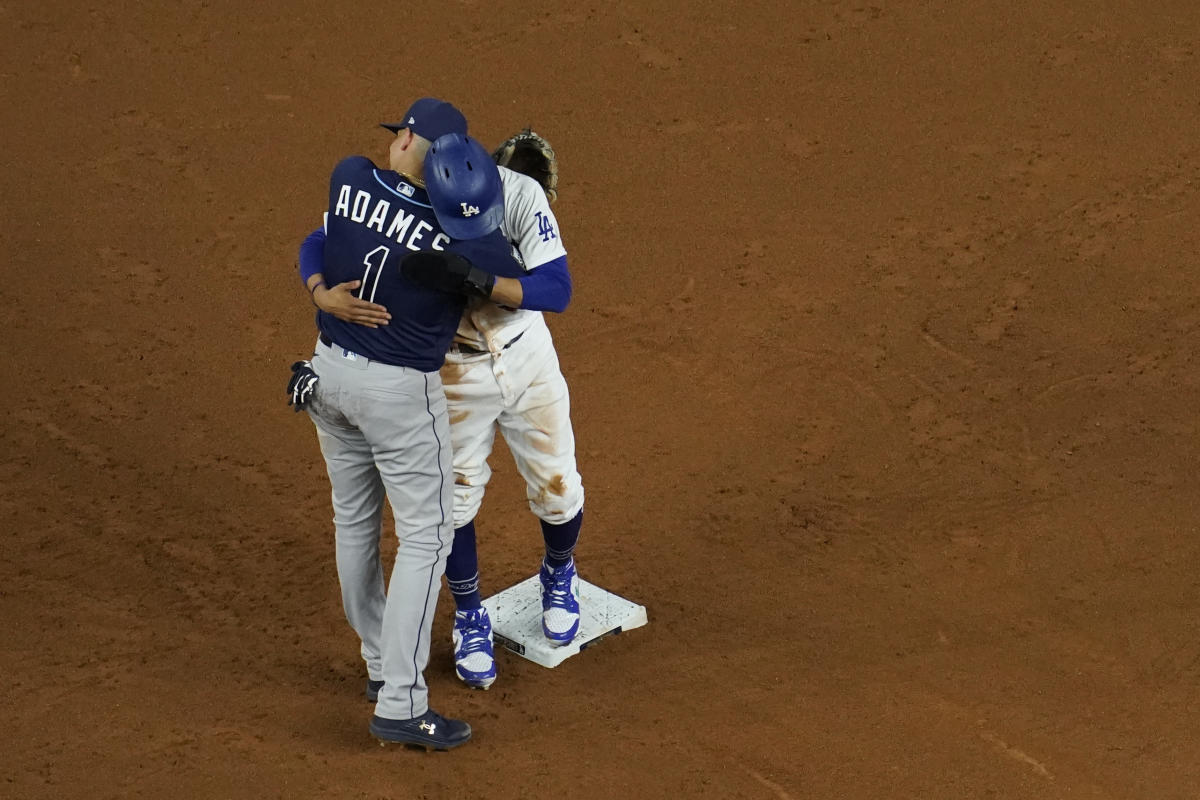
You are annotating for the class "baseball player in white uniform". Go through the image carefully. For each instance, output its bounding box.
[439,164,584,689]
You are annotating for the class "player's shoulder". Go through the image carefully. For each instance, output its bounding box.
[333,155,377,177]
[498,165,546,200]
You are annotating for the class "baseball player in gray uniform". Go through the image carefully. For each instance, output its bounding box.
[291,101,524,749]
[307,130,584,691]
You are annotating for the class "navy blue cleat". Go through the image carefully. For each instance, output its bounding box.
[369,710,471,751]
[366,679,384,702]
[539,558,581,645]
[452,608,497,689]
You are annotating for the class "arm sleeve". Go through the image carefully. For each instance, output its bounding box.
[297,225,327,286]
[518,255,572,313]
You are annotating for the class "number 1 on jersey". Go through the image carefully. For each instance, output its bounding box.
[359,245,390,303]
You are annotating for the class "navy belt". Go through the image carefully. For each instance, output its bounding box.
[451,332,524,356]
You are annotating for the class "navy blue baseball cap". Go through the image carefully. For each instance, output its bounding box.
[381,98,467,141]
[425,133,504,240]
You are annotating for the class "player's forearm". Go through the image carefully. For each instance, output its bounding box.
[490,277,523,307]
[513,256,572,312]
[488,270,570,311]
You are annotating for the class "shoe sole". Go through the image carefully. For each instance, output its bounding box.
[369,723,470,751]
[372,738,468,752]
[456,672,496,690]
[543,620,580,646]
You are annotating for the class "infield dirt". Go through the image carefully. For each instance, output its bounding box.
[3,1,1199,798]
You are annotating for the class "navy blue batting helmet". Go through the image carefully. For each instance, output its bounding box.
[425,133,505,240]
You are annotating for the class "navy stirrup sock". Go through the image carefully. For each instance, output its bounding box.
[446,521,482,610]
[541,509,583,568]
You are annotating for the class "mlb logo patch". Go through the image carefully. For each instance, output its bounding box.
[397,182,415,197]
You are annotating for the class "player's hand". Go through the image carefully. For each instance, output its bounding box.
[313,280,392,328]
[287,360,319,412]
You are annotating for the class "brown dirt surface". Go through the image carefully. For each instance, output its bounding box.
[4,1,1200,798]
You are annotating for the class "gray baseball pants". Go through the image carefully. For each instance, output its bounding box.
[306,336,453,721]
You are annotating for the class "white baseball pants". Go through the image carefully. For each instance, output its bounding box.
[441,317,584,529]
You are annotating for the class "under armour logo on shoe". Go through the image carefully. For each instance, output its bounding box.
[460,203,480,217]
[419,721,437,734]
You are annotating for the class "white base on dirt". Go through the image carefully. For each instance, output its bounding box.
[481,575,648,668]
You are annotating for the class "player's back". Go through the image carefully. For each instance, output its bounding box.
[320,156,463,372]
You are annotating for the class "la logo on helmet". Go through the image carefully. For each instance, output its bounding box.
[460,203,480,217]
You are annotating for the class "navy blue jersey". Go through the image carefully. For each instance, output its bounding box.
[318,156,463,371]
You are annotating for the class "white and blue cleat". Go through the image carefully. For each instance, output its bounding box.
[538,559,582,645]
[452,607,497,689]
